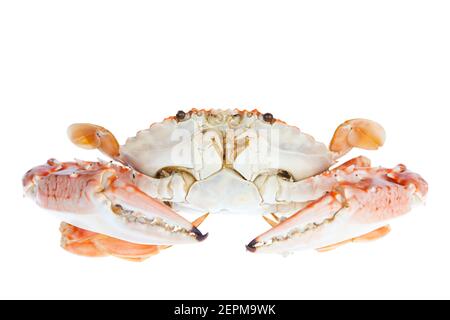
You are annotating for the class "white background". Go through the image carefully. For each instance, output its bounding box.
[0,1,449,299]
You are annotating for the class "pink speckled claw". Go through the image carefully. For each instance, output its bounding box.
[247,158,427,254]
[23,109,427,259]
[23,160,208,247]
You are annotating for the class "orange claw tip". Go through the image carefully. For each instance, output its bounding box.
[192,213,210,228]
[67,123,120,159]
[330,119,386,155]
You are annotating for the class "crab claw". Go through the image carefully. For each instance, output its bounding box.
[247,193,346,253]
[60,213,210,261]
[385,164,428,201]
[247,165,427,254]
[23,161,208,246]
[102,178,208,244]
[330,119,386,157]
[67,123,120,160]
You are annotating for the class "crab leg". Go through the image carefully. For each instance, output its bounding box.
[262,212,392,252]
[265,156,372,205]
[316,225,391,252]
[23,160,208,246]
[247,164,427,254]
[330,119,386,157]
[67,123,121,160]
[61,213,209,261]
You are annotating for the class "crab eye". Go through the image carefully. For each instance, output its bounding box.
[176,110,186,121]
[263,113,274,123]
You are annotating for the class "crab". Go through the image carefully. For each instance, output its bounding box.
[23,109,428,260]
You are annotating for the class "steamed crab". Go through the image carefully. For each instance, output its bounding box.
[23,109,427,260]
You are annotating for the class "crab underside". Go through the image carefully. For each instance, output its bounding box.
[23,109,427,260]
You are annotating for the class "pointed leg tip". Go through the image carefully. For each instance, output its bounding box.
[192,229,209,242]
[263,215,278,227]
[192,213,210,228]
[246,239,258,253]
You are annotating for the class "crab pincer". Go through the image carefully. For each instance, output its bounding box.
[60,213,209,261]
[23,109,428,259]
[23,160,208,246]
[247,163,428,254]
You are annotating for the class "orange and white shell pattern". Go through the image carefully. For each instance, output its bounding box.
[23,109,427,259]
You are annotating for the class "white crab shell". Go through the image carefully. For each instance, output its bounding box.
[119,110,336,215]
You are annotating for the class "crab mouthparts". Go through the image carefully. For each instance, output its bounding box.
[111,203,208,242]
